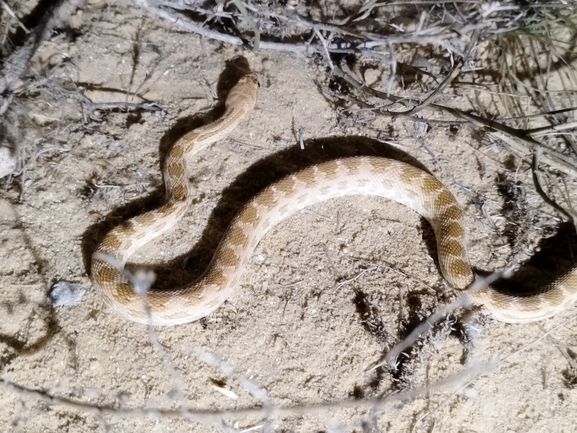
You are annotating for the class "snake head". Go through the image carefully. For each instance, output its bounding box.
[224,73,259,112]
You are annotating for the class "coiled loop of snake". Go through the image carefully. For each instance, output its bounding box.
[91,73,577,325]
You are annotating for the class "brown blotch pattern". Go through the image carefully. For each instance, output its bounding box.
[167,162,185,179]
[448,259,473,281]
[157,203,177,217]
[274,176,297,195]
[421,176,443,194]
[317,160,339,179]
[474,286,489,297]
[115,221,136,237]
[543,288,564,306]
[218,247,241,268]
[489,292,513,310]
[227,225,249,247]
[367,157,394,174]
[339,158,361,175]
[297,167,317,186]
[518,296,542,312]
[399,164,422,184]
[442,205,463,222]
[101,233,121,249]
[440,239,465,257]
[169,144,184,159]
[114,282,139,304]
[205,269,228,287]
[560,272,577,293]
[253,188,277,210]
[171,183,187,201]
[434,190,455,208]
[239,204,260,227]
[444,221,465,238]
[92,261,113,282]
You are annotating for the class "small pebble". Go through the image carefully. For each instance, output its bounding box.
[48,281,86,307]
[262,58,272,71]
[0,147,18,178]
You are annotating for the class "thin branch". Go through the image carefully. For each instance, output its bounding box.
[371,267,514,372]
[394,59,464,116]
[1,1,29,33]
[0,0,85,117]
[0,365,493,422]
[134,0,306,54]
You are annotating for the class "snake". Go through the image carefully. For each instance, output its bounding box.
[91,73,577,326]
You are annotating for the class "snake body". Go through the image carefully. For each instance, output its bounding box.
[91,74,577,326]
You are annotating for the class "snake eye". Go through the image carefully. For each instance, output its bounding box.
[244,73,260,87]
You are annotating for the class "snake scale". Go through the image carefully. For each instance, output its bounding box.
[91,73,577,326]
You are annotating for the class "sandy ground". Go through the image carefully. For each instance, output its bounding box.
[1,1,577,432]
